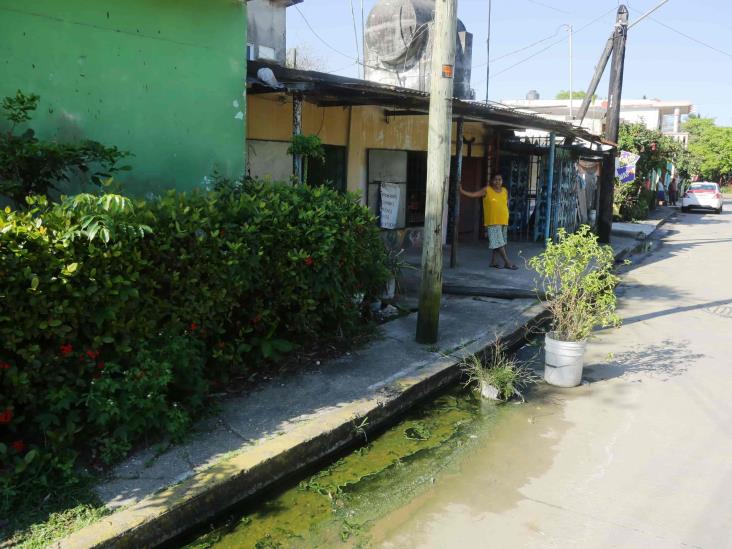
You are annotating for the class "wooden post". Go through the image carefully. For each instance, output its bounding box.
[449,118,464,268]
[598,5,628,243]
[292,92,303,183]
[416,0,458,344]
[576,36,614,126]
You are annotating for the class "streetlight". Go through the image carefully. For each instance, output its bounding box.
[560,24,574,120]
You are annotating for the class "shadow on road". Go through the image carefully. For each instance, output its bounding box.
[584,338,704,383]
[621,297,732,325]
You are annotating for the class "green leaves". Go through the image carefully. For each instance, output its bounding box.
[0,181,389,516]
[0,91,130,205]
[683,117,732,181]
[530,226,620,342]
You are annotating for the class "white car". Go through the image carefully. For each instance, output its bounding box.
[681,182,723,214]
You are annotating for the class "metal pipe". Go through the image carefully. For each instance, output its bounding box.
[485,0,492,103]
[544,132,556,242]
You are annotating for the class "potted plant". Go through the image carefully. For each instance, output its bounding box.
[529,226,620,387]
[287,134,324,185]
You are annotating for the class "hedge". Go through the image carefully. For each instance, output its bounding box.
[0,181,388,511]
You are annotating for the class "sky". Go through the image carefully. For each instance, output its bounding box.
[286,0,732,125]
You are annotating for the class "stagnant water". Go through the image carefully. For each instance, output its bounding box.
[185,346,561,548]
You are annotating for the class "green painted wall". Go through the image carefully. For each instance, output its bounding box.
[0,0,246,194]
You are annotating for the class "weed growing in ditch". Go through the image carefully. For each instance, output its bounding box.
[461,341,538,402]
[351,416,370,443]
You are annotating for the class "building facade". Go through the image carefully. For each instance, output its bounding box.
[247,0,302,64]
[246,62,606,248]
[0,0,248,194]
[501,97,694,147]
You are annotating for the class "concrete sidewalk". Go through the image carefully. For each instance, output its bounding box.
[58,208,674,548]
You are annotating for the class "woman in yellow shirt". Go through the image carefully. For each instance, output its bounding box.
[459,174,518,270]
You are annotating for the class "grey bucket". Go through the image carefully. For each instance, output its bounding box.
[544,333,587,387]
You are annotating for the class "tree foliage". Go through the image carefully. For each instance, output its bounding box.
[0,91,130,205]
[617,122,681,183]
[555,90,596,100]
[683,117,732,181]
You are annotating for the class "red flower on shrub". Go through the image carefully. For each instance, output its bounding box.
[250,314,262,326]
[0,408,13,424]
[10,440,25,453]
[86,349,100,360]
[96,361,105,371]
[0,361,10,370]
[59,343,73,357]
[190,322,199,332]
[304,256,314,267]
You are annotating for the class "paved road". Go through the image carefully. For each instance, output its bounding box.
[373,203,732,549]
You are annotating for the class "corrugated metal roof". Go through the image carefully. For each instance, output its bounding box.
[247,61,604,144]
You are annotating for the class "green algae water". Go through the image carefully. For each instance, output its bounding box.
[184,387,517,549]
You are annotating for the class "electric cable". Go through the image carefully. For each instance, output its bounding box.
[347,0,362,77]
[488,6,617,79]
[628,6,732,60]
[526,0,571,15]
[294,5,383,73]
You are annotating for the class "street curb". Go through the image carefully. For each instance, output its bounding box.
[613,209,675,262]
[55,304,548,549]
[56,214,672,548]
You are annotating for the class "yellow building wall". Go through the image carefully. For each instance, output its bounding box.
[247,94,348,145]
[247,94,488,201]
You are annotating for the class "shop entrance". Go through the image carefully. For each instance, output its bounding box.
[457,156,485,242]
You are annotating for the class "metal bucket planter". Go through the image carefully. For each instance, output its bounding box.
[544,333,587,387]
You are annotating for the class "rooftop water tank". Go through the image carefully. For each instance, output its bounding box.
[364,0,473,99]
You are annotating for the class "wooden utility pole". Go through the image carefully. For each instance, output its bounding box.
[416,0,458,344]
[449,118,464,268]
[598,5,628,243]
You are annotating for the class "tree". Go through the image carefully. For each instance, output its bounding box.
[616,122,683,220]
[683,117,732,181]
[555,90,597,100]
[618,122,680,183]
[285,45,325,71]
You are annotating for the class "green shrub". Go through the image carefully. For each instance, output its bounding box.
[0,91,130,205]
[0,182,388,513]
[530,226,620,342]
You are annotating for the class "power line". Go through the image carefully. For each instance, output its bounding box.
[525,0,571,15]
[627,7,732,60]
[474,26,563,69]
[294,4,389,74]
[489,7,617,79]
[294,5,361,64]
[347,0,362,77]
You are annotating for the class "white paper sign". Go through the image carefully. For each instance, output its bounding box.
[380,182,402,229]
